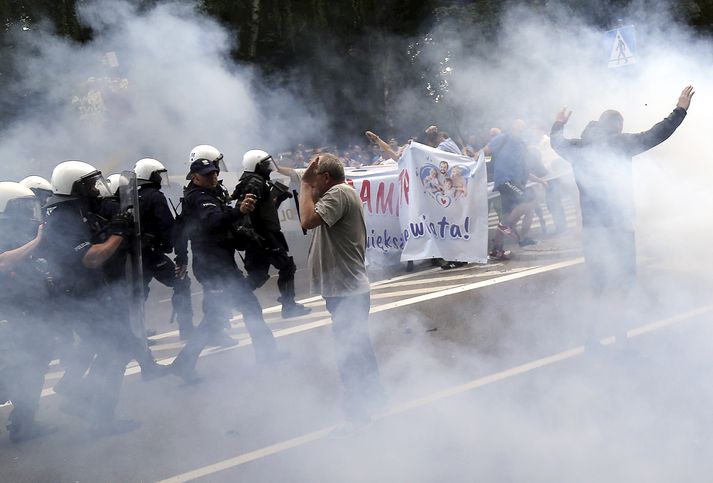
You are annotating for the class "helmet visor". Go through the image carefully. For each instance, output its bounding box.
[79,171,111,199]
[258,155,276,173]
[159,170,170,188]
[4,196,42,223]
[213,153,228,172]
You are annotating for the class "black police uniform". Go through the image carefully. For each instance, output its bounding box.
[40,200,135,432]
[137,182,193,338]
[171,180,280,378]
[0,227,55,442]
[233,170,306,315]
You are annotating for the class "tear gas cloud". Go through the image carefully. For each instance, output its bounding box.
[408,2,713,276]
[0,0,325,180]
[3,1,713,481]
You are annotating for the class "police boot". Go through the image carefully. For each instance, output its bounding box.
[206,328,240,348]
[140,359,171,382]
[8,419,58,444]
[7,406,58,444]
[279,296,312,319]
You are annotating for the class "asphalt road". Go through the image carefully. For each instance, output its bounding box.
[2,206,713,482]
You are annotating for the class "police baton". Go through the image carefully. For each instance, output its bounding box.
[292,189,307,235]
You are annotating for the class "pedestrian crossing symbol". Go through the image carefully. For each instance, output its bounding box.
[605,25,637,68]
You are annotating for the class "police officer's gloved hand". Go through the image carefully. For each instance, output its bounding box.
[107,211,135,238]
[174,254,188,267]
[274,191,292,208]
[230,186,240,201]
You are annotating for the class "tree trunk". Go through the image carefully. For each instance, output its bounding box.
[248,0,260,59]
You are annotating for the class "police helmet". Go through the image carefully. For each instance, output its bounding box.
[19,176,53,205]
[49,161,111,203]
[134,158,169,187]
[190,145,226,172]
[242,149,274,173]
[0,182,40,221]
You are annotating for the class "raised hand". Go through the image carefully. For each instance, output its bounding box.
[555,107,572,124]
[300,156,321,185]
[677,85,695,110]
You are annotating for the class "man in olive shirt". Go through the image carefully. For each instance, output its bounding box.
[299,153,383,424]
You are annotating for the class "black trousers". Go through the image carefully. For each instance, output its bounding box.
[173,258,277,373]
[0,314,53,429]
[54,295,134,424]
[581,226,637,295]
[244,246,297,303]
[143,252,193,334]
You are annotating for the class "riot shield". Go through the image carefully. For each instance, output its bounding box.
[118,171,146,340]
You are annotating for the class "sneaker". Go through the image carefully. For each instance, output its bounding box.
[441,261,467,270]
[281,303,312,319]
[518,237,537,247]
[497,223,519,241]
[488,249,511,261]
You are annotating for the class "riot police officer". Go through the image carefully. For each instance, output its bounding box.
[19,176,53,208]
[0,182,56,443]
[171,146,286,383]
[40,161,139,436]
[233,150,311,318]
[134,158,194,340]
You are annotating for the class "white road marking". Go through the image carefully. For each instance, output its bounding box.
[37,258,586,397]
[157,304,713,483]
[373,266,534,289]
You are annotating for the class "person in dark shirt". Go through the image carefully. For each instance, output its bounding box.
[40,161,140,436]
[134,158,194,340]
[233,149,310,318]
[484,120,547,259]
[550,85,694,294]
[170,147,285,383]
[0,182,57,443]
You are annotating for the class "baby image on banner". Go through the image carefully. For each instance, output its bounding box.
[399,142,488,263]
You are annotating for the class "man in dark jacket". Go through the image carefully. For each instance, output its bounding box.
[134,158,194,340]
[550,85,694,293]
[233,149,310,318]
[170,150,285,383]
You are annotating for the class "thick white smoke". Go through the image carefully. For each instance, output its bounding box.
[3,2,713,481]
[410,3,713,281]
[0,0,324,181]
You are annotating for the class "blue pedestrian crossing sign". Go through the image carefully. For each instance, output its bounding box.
[605,25,637,68]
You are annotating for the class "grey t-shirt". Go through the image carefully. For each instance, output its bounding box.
[308,182,370,297]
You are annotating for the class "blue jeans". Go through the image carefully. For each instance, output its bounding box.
[324,292,382,420]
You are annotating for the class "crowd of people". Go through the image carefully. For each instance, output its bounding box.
[0,85,694,443]
[277,118,575,264]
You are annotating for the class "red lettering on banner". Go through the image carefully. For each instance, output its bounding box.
[399,169,410,209]
[360,180,372,213]
[376,182,395,215]
[346,179,355,187]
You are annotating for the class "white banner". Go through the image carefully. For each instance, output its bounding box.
[345,165,405,257]
[397,142,488,263]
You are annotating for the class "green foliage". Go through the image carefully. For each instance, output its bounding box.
[3,0,713,141]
